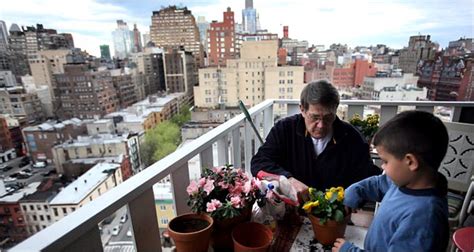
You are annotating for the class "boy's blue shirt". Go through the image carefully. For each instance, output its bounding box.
[340,174,449,252]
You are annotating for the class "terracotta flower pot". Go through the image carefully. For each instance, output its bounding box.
[308,215,348,246]
[232,222,273,252]
[211,206,252,250]
[167,213,213,252]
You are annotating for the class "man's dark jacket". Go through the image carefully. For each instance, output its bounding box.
[251,114,380,190]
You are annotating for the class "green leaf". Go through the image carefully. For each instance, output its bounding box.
[334,209,344,222]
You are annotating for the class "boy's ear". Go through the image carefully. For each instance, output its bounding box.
[405,154,419,172]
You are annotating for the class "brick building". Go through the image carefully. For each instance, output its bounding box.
[418,53,473,101]
[53,64,119,119]
[207,7,236,66]
[22,119,88,163]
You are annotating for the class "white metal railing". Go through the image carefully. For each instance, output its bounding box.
[10,99,474,252]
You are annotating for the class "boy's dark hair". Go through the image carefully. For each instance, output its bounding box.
[373,110,448,171]
[300,80,340,111]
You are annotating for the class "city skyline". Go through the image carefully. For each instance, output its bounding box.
[0,0,472,57]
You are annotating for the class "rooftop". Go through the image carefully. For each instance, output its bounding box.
[23,118,85,132]
[50,163,120,205]
[56,133,129,148]
[0,182,41,203]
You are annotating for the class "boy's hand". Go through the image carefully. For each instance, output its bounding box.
[332,238,346,252]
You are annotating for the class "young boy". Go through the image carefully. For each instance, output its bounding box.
[332,111,449,252]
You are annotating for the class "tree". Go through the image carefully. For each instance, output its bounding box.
[140,106,191,166]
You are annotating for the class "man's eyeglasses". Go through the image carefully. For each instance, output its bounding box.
[305,111,336,124]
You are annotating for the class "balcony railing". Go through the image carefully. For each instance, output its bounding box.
[11,99,474,252]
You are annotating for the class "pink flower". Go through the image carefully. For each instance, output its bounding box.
[198,177,206,187]
[212,166,223,173]
[186,180,199,195]
[230,184,243,195]
[218,181,229,189]
[203,179,215,195]
[243,179,252,194]
[206,199,222,212]
[230,196,241,208]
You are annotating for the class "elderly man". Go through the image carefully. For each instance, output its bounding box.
[251,80,380,196]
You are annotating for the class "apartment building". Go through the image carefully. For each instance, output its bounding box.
[194,40,304,112]
[22,118,88,163]
[0,87,45,124]
[49,163,123,222]
[52,133,139,176]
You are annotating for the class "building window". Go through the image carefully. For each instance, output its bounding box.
[160,218,169,225]
[33,215,37,221]
[40,215,44,221]
[160,205,166,211]
[47,215,51,221]
[22,206,27,212]
[53,208,58,216]
[62,208,67,214]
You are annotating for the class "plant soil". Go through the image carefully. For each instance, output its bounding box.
[169,219,210,233]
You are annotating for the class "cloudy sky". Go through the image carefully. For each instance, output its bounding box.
[1,0,472,57]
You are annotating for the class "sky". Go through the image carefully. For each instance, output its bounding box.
[1,0,472,57]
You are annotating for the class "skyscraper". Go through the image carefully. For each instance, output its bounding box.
[112,20,133,59]
[132,24,142,53]
[150,6,203,67]
[208,7,236,66]
[100,45,111,60]
[197,16,210,52]
[242,0,257,34]
[0,21,8,52]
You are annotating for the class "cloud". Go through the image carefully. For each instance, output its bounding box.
[0,0,472,56]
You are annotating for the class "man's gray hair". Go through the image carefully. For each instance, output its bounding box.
[300,80,340,111]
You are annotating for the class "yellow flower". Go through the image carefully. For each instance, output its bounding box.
[309,187,315,195]
[337,190,344,202]
[302,201,319,213]
[325,191,333,200]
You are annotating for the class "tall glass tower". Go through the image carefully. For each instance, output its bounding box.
[112,20,133,59]
[242,0,257,34]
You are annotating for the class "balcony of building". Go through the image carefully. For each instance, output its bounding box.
[10,99,474,252]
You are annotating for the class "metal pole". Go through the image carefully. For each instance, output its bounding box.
[238,100,264,144]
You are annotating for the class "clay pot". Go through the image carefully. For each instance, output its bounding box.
[232,222,273,252]
[167,213,213,252]
[308,215,348,246]
[211,206,252,250]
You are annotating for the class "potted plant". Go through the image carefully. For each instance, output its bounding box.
[302,187,349,246]
[349,114,379,143]
[167,213,213,252]
[186,164,261,249]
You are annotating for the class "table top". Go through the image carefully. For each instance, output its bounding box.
[270,216,368,252]
[290,218,367,251]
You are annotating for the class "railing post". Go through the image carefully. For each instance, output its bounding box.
[380,105,398,126]
[217,136,229,166]
[287,103,300,116]
[200,146,213,170]
[128,188,162,252]
[244,120,253,174]
[452,106,462,122]
[347,105,364,121]
[263,105,273,139]
[171,163,191,215]
[59,226,103,252]
[232,127,242,169]
[254,114,263,152]
[415,105,434,114]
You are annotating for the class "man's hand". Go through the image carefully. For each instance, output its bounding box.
[288,177,309,203]
[332,238,346,252]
